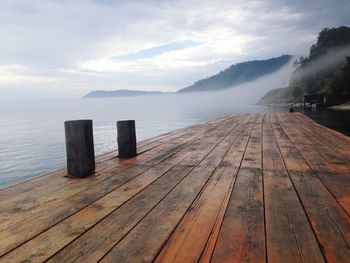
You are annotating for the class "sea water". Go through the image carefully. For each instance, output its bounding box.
[0,93,282,185]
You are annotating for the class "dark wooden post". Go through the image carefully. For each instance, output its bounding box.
[289,105,294,113]
[64,120,95,178]
[117,120,137,158]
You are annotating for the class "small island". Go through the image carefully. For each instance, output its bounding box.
[84,89,165,98]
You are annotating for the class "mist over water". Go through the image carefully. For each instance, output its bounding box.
[0,65,294,185]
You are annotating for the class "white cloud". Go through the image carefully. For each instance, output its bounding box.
[0,65,57,83]
[0,0,349,97]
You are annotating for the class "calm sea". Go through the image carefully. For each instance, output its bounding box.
[0,93,282,185]
[0,93,349,186]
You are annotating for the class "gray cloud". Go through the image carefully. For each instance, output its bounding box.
[0,0,349,98]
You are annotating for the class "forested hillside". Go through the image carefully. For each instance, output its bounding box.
[259,26,350,105]
[179,55,292,92]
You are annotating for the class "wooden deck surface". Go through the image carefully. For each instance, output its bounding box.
[0,112,350,263]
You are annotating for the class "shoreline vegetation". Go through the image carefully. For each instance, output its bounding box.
[259,26,350,107]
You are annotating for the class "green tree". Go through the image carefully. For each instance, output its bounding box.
[291,85,303,98]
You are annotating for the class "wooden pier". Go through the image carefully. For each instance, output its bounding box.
[0,113,349,262]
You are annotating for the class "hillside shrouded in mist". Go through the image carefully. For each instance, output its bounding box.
[259,26,350,105]
[179,55,292,93]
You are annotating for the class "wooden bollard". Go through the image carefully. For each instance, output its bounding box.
[289,105,294,113]
[117,120,137,158]
[64,120,95,178]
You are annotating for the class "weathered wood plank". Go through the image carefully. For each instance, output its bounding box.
[199,116,264,262]
[0,164,153,256]
[142,115,245,167]
[198,114,255,168]
[211,168,265,263]
[99,165,216,263]
[42,116,240,262]
[211,121,265,263]
[93,118,253,263]
[286,113,350,172]
[155,116,256,262]
[199,114,264,262]
[0,140,162,204]
[0,113,349,262]
[0,162,182,262]
[0,115,240,258]
[262,120,325,263]
[46,165,208,262]
[276,113,350,214]
[294,113,350,148]
[0,114,231,194]
[0,162,134,220]
[272,115,350,262]
[0,116,224,228]
[96,116,252,262]
[295,112,350,146]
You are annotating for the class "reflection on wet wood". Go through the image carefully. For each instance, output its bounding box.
[0,113,349,263]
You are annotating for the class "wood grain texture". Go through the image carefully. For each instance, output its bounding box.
[0,113,349,263]
[277,113,350,214]
[271,119,350,263]
[155,116,256,263]
[212,121,265,263]
[262,119,325,263]
[100,166,216,263]
[46,165,195,262]
[0,163,180,262]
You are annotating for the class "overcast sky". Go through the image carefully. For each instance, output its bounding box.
[0,0,349,98]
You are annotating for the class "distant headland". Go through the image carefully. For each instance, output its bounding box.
[84,89,166,98]
[83,55,292,98]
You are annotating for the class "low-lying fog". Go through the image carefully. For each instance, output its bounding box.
[175,59,295,107]
[292,44,350,81]
[0,62,295,185]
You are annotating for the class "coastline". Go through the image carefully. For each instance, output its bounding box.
[327,102,350,111]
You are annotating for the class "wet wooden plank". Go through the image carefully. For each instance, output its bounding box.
[276,113,350,214]
[199,115,263,262]
[0,114,230,194]
[212,121,265,263]
[262,119,325,263]
[0,164,153,256]
[0,132,173,194]
[179,116,247,167]
[273,114,350,261]
[286,114,350,172]
[0,142,156,205]
[0,115,239,259]
[294,112,350,146]
[100,166,216,263]
[155,116,256,262]
[44,164,194,262]
[198,114,255,168]
[0,162,184,262]
[199,114,264,262]
[272,120,350,263]
[0,120,218,227]
[42,117,239,262]
[0,113,349,262]
[88,117,253,262]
